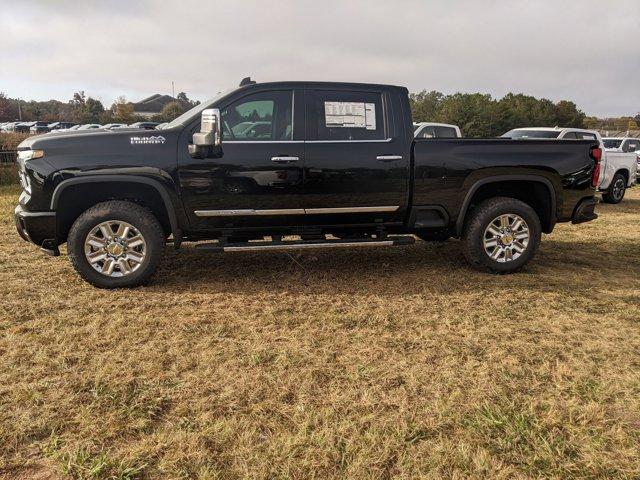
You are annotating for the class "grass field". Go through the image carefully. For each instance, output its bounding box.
[1,185,639,479]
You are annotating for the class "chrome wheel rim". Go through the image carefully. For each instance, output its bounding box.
[483,214,529,263]
[84,220,146,277]
[612,178,625,200]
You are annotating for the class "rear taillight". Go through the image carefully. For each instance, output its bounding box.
[590,147,602,188]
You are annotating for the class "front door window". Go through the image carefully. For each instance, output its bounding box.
[221,91,293,141]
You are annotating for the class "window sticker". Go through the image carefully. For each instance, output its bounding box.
[325,101,376,130]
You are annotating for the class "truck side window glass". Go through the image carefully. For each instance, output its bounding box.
[627,141,638,152]
[221,91,293,141]
[418,126,436,138]
[434,126,457,138]
[312,90,384,141]
[563,132,578,139]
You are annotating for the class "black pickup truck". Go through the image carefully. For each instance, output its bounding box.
[15,80,601,288]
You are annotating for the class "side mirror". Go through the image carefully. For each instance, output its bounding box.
[189,108,222,158]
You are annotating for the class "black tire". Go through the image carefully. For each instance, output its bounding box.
[462,197,541,273]
[67,201,165,288]
[415,228,451,242]
[602,173,627,204]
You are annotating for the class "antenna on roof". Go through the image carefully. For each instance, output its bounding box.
[239,77,256,87]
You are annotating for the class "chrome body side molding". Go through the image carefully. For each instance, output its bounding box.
[194,206,400,217]
[194,208,305,217]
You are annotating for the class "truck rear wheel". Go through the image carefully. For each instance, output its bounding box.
[67,201,165,288]
[462,197,541,273]
[602,173,626,204]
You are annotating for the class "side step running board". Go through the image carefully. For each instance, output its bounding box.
[196,236,415,253]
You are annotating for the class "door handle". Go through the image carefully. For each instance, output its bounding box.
[271,156,299,164]
[376,155,403,162]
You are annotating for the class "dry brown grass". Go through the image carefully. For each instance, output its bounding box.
[1,186,639,479]
[0,133,30,151]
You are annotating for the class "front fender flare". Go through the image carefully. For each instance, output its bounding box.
[50,175,182,243]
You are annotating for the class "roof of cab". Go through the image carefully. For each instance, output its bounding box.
[237,80,408,92]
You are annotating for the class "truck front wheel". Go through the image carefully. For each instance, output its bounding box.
[462,197,541,273]
[67,201,165,288]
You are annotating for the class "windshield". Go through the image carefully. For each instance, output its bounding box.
[160,89,233,130]
[503,129,561,139]
[603,139,623,149]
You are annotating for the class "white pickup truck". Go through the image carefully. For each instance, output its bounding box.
[413,122,461,138]
[503,127,637,203]
[603,137,640,183]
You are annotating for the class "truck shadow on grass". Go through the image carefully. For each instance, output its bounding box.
[154,238,638,296]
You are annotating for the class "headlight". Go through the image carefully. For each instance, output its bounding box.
[17,149,45,161]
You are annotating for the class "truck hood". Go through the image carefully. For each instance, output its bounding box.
[18,127,178,159]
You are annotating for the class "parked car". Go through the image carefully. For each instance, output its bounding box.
[413,122,462,138]
[102,123,128,130]
[15,80,601,288]
[48,122,77,131]
[503,127,637,203]
[77,124,102,130]
[129,121,159,130]
[29,121,52,134]
[14,122,36,133]
[2,122,21,132]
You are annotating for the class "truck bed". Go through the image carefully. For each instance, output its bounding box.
[411,138,599,226]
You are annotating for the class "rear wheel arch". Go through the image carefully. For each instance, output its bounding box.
[455,175,556,236]
[52,176,181,243]
[615,168,630,184]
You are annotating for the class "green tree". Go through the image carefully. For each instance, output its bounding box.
[436,93,496,137]
[111,96,135,123]
[176,92,200,107]
[493,93,558,133]
[69,91,105,123]
[0,92,19,121]
[410,90,444,123]
[153,101,185,122]
[553,100,585,128]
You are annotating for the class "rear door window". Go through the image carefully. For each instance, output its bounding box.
[307,90,386,141]
[562,132,578,139]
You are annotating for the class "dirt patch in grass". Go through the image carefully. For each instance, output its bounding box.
[1,185,639,479]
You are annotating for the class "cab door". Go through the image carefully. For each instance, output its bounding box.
[302,87,410,226]
[177,88,306,229]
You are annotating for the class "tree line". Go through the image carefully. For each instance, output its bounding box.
[411,91,639,137]
[0,91,199,125]
[1,89,638,135]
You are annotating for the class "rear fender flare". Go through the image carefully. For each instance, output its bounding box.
[455,175,557,236]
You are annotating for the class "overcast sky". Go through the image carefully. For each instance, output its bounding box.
[1,0,638,117]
